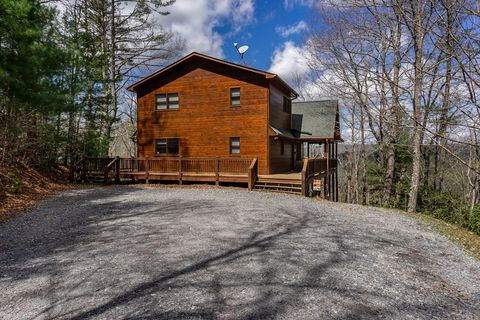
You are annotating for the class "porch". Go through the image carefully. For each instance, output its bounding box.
[70,156,338,198]
[257,158,338,199]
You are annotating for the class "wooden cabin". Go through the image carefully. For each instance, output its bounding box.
[72,52,341,198]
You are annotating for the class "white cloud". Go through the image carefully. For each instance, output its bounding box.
[269,41,309,82]
[275,21,308,37]
[269,40,338,101]
[159,0,255,58]
[52,0,254,59]
[283,0,314,10]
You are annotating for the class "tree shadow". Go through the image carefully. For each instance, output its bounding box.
[0,187,478,319]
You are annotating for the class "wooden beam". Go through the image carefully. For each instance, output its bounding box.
[215,157,219,186]
[115,156,120,184]
[178,156,183,184]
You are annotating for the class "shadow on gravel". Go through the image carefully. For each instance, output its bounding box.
[0,187,478,319]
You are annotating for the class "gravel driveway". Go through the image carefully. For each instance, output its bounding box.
[0,186,479,319]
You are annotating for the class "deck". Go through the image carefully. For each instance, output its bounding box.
[71,157,338,199]
[258,172,301,183]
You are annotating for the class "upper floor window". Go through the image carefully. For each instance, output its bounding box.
[283,96,291,113]
[230,88,240,106]
[156,138,179,155]
[230,137,240,154]
[156,93,179,110]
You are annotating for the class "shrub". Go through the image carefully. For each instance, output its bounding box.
[419,187,480,236]
[466,206,480,235]
[9,171,23,194]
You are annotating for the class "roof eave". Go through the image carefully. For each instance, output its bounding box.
[267,75,299,98]
[128,52,281,92]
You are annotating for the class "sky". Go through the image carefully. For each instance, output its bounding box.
[159,0,315,84]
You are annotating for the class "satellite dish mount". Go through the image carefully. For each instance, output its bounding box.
[233,43,249,65]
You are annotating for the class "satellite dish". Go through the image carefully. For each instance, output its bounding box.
[238,45,249,54]
[233,42,249,65]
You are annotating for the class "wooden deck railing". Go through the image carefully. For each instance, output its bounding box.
[71,156,255,185]
[70,157,111,182]
[248,158,258,190]
[71,156,336,195]
[301,157,338,196]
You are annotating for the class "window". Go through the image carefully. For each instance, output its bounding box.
[280,140,284,155]
[230,137,240,154]
[230,88,240,106]
[156,93,179,110]
[283,96,291,113]
[155,138,179,155]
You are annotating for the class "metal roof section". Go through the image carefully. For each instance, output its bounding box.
[291,100,341,141]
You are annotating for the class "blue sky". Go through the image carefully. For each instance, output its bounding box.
[159,0,315,82]
[217,1,312,69]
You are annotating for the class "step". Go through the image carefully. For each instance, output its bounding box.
[254,184,302,191]
[257,178,302,185]
[253,188,301,195]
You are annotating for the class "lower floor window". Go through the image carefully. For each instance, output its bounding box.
[156,138,179,155]
[230,137,240,154]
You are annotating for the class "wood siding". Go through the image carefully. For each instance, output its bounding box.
[268,84,293,173]
[136,61,270,174]
[269,138,293,173]
[268,84,291,129]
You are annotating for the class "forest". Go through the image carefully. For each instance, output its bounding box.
[0,0,479,234]
[295,0,480,233]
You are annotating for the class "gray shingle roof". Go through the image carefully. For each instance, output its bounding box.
[291,100,339,139]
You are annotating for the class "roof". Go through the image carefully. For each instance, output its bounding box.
[127,52,298,97]
[269,125,296,139]
[291,100,341,141]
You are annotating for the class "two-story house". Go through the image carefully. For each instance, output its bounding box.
[55,51,343,197]
[127,52,341,180]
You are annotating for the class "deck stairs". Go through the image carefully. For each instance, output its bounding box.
[253,176,302,195]
[78,171,107,183]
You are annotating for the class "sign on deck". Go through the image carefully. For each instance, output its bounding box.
[313,179,323,191]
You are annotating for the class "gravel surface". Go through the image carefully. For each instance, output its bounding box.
[0,186,479,319]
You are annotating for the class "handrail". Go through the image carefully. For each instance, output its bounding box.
[106,157,118,168]
[301,158,309,196]
[104,157,120,185]
[248,158,258,190]
[73,157,258,185]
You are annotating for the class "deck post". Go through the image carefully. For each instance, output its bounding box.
[115,156,120,184]
[248,169,252,191]
[145,158,150,184]
[215,157,219,186]
[131,158,136,183]
[301,158,309,196]
[335,142,339,202]
[326,153,330,200]
[103,157,109,185]
[69,164,74,183]
[81,159,86,181]
[335,170,339,202]
[178,156,183,185]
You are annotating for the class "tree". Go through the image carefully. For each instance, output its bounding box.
[307,0,480,213]
[0,0,67,164]
[57,0,182,161]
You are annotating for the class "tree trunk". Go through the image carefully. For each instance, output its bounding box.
[408,1,426,213]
